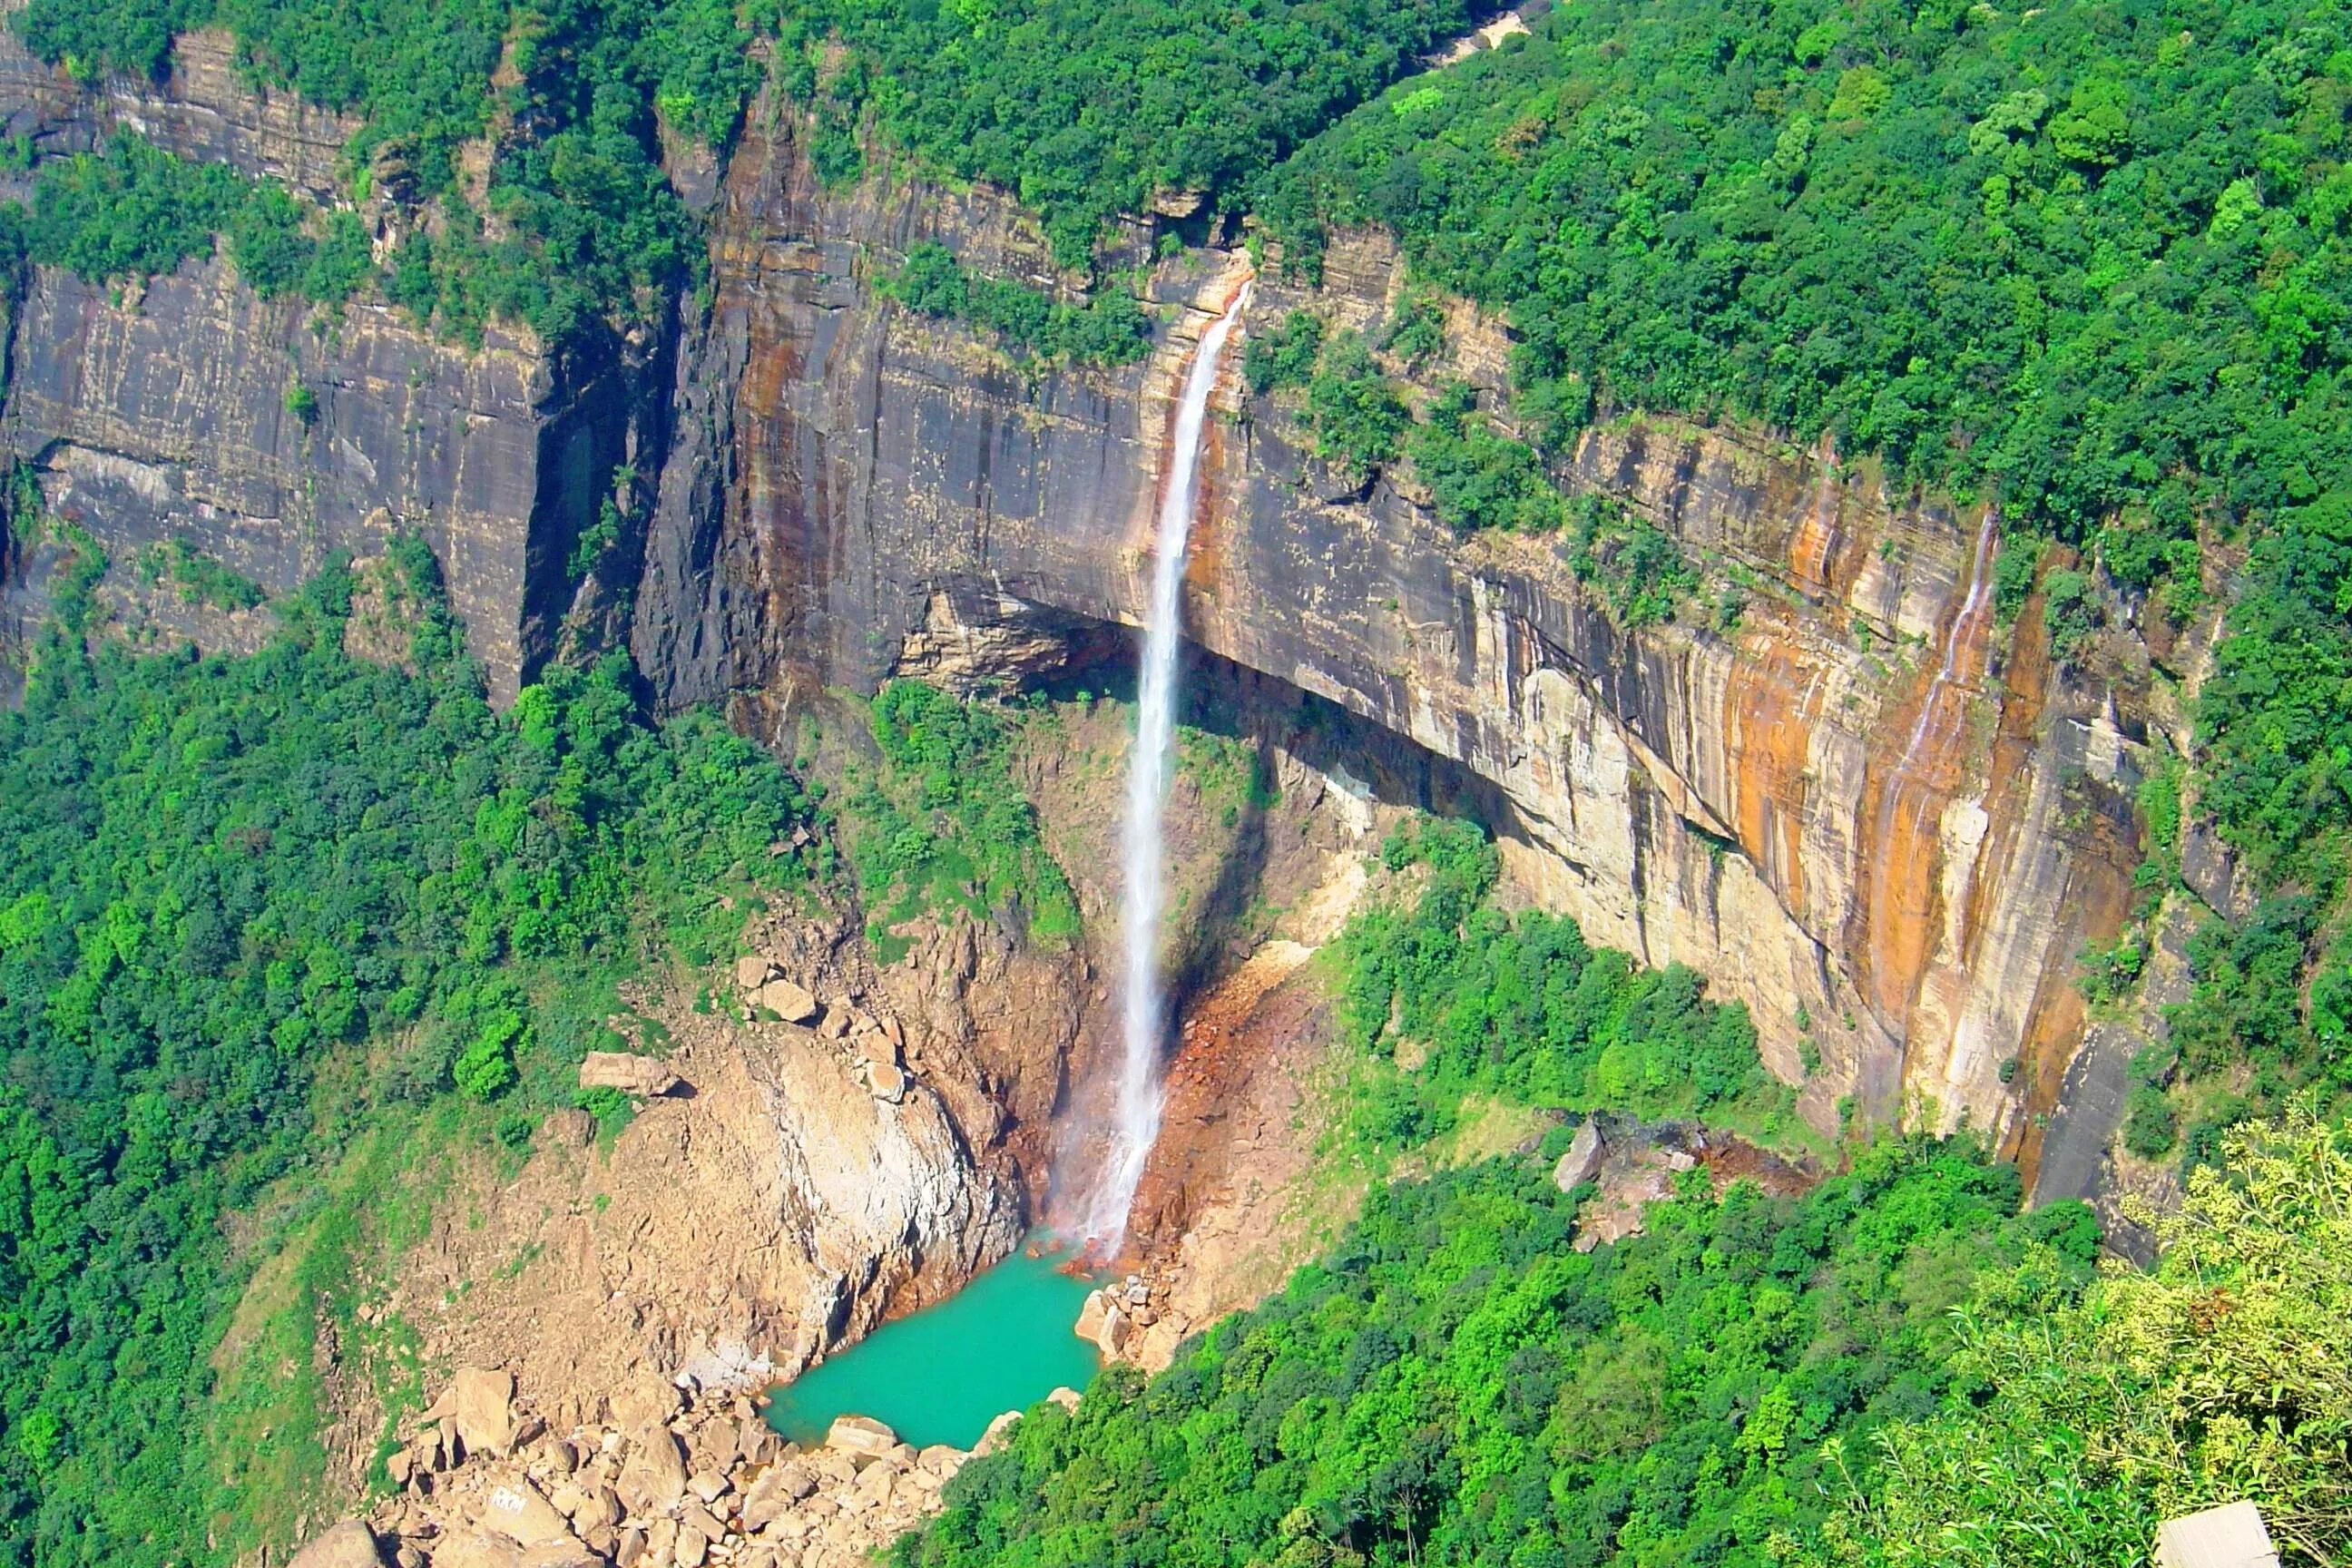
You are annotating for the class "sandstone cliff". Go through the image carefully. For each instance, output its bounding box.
[623,96,2153,1160]
[0,48,2163,1171]
[0,24,661,701]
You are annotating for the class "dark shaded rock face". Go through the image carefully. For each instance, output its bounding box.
[0,51,2167,1171]
[0,29,668,701]
[5,262,653,700]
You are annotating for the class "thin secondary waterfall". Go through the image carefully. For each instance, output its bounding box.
[1082,278,1252,1251]
[1859,509,2001,1020]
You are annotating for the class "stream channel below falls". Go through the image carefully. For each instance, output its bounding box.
[763,1244,1102,1450]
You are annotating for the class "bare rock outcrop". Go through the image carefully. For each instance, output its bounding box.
[1552,1121,1607,1193]
[375,996,1020,1436]
[577,1053,681,1097]
[289,1521,390,1568]
[368,1370,979,1568]
[422,1367,519,1459]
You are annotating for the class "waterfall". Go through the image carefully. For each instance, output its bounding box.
[1082,278,1252,1251]
[1860,509,2002,1020]
[1897,512,2000,768]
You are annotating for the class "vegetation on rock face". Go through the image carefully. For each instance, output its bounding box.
[13,0,745,340]
[1338,818,1793,1153]
[0,546,810,1563]
[9,0,1474,332]
[1252,0,2352,886]
[897,1139,2100,1568]
[841,680,1083,963]
[881,241,1153,367]
[16,132,367,306]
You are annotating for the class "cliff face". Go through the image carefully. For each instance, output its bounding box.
[0,27,661,701]
[0,46,2156,1158]
[630,102,2152,1150]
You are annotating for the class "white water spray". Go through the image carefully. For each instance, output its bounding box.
[1082,278,1252,1251]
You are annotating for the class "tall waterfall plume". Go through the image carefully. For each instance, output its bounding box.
[1081,277,1252,1252]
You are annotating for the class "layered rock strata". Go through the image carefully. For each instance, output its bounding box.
[0,40,2161,1156]
[0,24,658,701]
[628,99,2152,1151]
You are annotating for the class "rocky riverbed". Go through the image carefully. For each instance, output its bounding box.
[292,1364,1067,1568]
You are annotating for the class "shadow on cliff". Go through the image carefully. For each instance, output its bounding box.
[1033,638,1531,1030]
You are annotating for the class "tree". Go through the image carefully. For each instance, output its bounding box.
[1814,1110,2352,1567]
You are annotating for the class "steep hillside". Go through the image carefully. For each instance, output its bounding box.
[0,0,2347,1563]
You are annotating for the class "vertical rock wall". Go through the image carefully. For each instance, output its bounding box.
[633,99,2152,1151]
[0,24,656,701]
[0,31,2159,1161]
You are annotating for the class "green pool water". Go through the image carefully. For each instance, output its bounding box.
[764,1245,1102,1451]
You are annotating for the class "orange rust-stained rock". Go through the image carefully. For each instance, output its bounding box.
[1721,625,1828,917]
[616,93,2158,1157]
[1854,512,2002,1034]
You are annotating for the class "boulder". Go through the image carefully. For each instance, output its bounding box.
[1046,1387,1082,1414]
[735,956,778,989]
[577,1052,679,1098]
[607,1368,682,1428]
[864,1056,908,1103]
[426,1532,523,1568]
[477,1475,573,1548]
[422,1367,515,1458]
[518,1546,601,1568]
[1073,1289,1129,1357]
[741,1459,818,1532]
[754,978,819,1024]
[617,1426,689,1514]
[825,1414,899,1461]
[854,1462,897,1508]
[739,1418,781,1466]
[974,1412,1021,1457]
[289,1522,387,1568]
[1551,1121,1605,1193]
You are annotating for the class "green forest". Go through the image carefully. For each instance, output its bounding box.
[4,0,2352,1560]
[0,545,812,1563]
[898,1112,2352,1568]
[1254,0,2352,874]
[1337,818,1798,1152]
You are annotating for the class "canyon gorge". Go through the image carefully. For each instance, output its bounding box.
[0,19,2212,1564]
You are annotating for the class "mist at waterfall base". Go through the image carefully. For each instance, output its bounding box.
[1070,279,1253,1256]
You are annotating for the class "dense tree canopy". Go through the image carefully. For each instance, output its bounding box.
[1338,818,1795,1152]
[1253,0,2352,885]
[899,1141,2097,1568]
[0,544,809,1563]
[14,0,748,339]
[1808,1112,2352,1567]
[779,0,1484,265]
